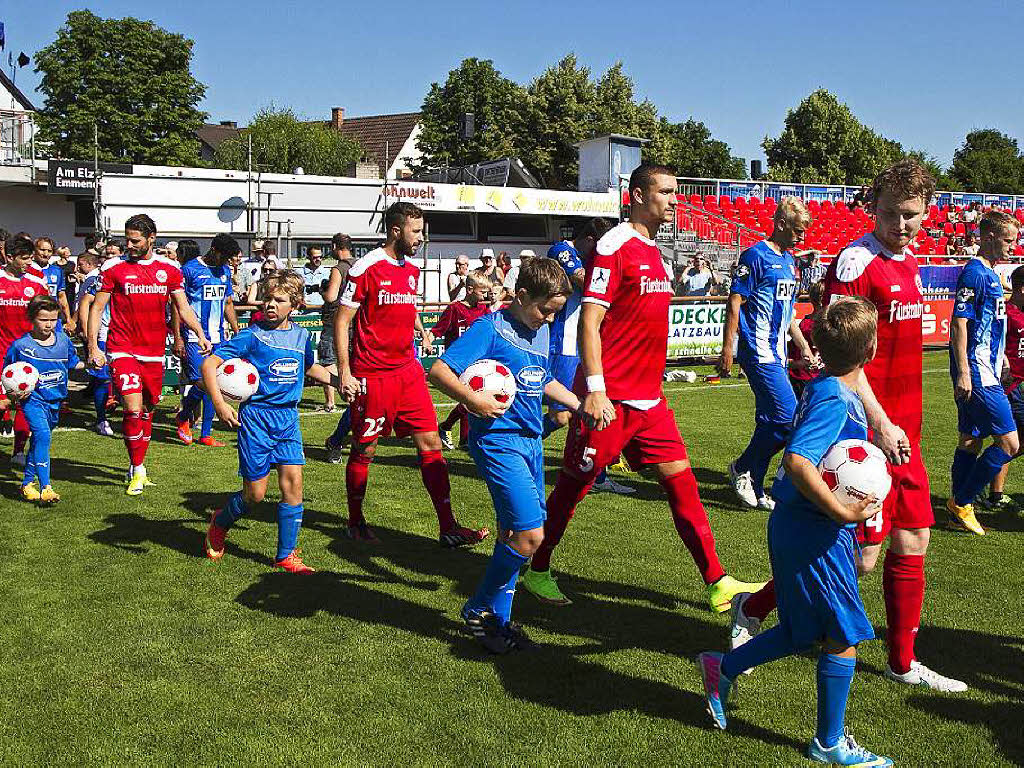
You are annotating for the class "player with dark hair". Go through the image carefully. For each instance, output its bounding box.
[173,233,241,447]
[87,214,212,495]
[521,164,763,610]
[335,202,488,547]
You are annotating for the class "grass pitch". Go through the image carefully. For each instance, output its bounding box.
[1,350,1021,765]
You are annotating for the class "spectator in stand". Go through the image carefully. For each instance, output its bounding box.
[947,205,960,225]
[0,227,10,265]
[227,251,252,311]
[963,233,979,257]
[682,255,718,296]
[963,202,980,234]
[104,239,124,258]
[479,249,503,287]
[448,254,470,301]
[501,249,534,301]
[320,234,358,427]
[796,250,825,295]
[164,241,179,261]
[787,281,824,400]
[850,186,869,211]
[176,240,201,265]
[300,246,329,311]
[946,237,962,258]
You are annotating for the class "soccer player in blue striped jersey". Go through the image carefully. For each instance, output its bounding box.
[429,258,581,653]
[76,251,117,436]
[174,234,241,447]
[541,218,632,495]
[202,271,337,573]
[32,237,74,334]
[947,210,1021,535]
[719,198,814,509]
[4,295,85,504]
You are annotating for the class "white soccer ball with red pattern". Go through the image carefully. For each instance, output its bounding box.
[818,439,891,508]
[216,358,260,402]
[2,362,39,396]
[459,359,517,405]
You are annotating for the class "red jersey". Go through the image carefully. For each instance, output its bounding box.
[341,248,420,376]
[0,269,47,358]
[580,223,673,402]
[99,255,183,362]
[432,301,489,348]
[1003,301,1024,391]
[823,233,924,442]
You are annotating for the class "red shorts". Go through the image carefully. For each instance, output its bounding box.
[857,444,934,545]
[351,362,438,444]
[563,398,689,480]
[110,356,164,408]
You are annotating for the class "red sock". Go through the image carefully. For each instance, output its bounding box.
[458,410,469,444]
[122,411,149,466]
[419,450,457,531]
[13,408,30,454]
[141,410,153,455]
[346,452,372,526]
[439,406,458,432]
[883,551,925,674]
[661,469,726,584]
[743,579,777,621]
[532,471,593,572]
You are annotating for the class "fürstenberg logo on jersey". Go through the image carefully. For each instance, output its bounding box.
[0,297,30,307]
[889,299,924,323]
[125,284,168,295]
[639,276,671,295]
[377,291,416,305]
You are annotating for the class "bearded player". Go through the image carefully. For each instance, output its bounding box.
[87,214,211,495]
[731,161,966,692]
[336,202,488,547]
[521,164,763,611]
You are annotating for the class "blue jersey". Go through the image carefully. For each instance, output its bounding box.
[440,309,552,438]
[82,270,112,342]
[41,264,66,298]
[215,322,314,408]
[771,376,868,528]
[181,258,234,344]
[3,332,80,404]
[731,240,798,365]
[951,258,1006,388]
[546,240,584,357]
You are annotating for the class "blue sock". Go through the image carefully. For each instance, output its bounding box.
[816,653,856,748]
[180,385,203,421]
[542,414,560,440]
[28,429,52,487]
[956,445,1013,506]
[215,491,247,529]
[199,391,215,439]
[950,448,976,501]
[721,624,798,679]
[329,409,351,446]
[464,540,529,622]
[93,380,109,423]
[276,502,304,561]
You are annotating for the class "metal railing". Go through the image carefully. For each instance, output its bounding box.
[0,113,35,167]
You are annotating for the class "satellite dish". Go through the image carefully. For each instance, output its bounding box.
[218,196,246,223]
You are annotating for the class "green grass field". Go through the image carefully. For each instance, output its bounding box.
[1,350,1021,766]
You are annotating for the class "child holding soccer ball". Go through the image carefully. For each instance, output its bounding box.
[428,258,583,653]
[698,296,894,767]
[201,271,337,573]
[4,295,85,504]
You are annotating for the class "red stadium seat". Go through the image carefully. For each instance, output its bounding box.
[943,222,954,235]
[689,194,702,205]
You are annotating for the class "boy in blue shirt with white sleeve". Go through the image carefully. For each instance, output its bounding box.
[429,258,582,653]
[698,296,893,767]
[5,295,84,505]
[201,272,337,573]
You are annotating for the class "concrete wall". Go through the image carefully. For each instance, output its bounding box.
[0,184,81,249]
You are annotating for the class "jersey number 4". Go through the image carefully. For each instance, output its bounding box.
[864,509,884,533]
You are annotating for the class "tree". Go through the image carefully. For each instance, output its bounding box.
[762,89,903,185]
[906,150,954,190]
[950,129,1024,194]
[414,58,528,172]
[214,108,364,175]
[34,10,207,165]
[660,118,747,179]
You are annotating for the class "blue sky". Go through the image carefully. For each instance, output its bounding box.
[4,1,1022,171]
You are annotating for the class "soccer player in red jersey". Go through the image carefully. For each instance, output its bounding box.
[87,214,211,495]
[520,164,764,611]
[434,269,493,448]
[335,202,489,547]
[732,161,967,692]
[0,239,48,461]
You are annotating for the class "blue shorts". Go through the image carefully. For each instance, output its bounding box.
[1009,385,1024,434]
[237,404,305,481]
[23,398,61,433]
[548,353,579,413]
[469,432,546,532]
[184,341,225,383]
[739,359,797,426]
[89,339,110,382]
[768,506,874,650]
[956,383,1016,439]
